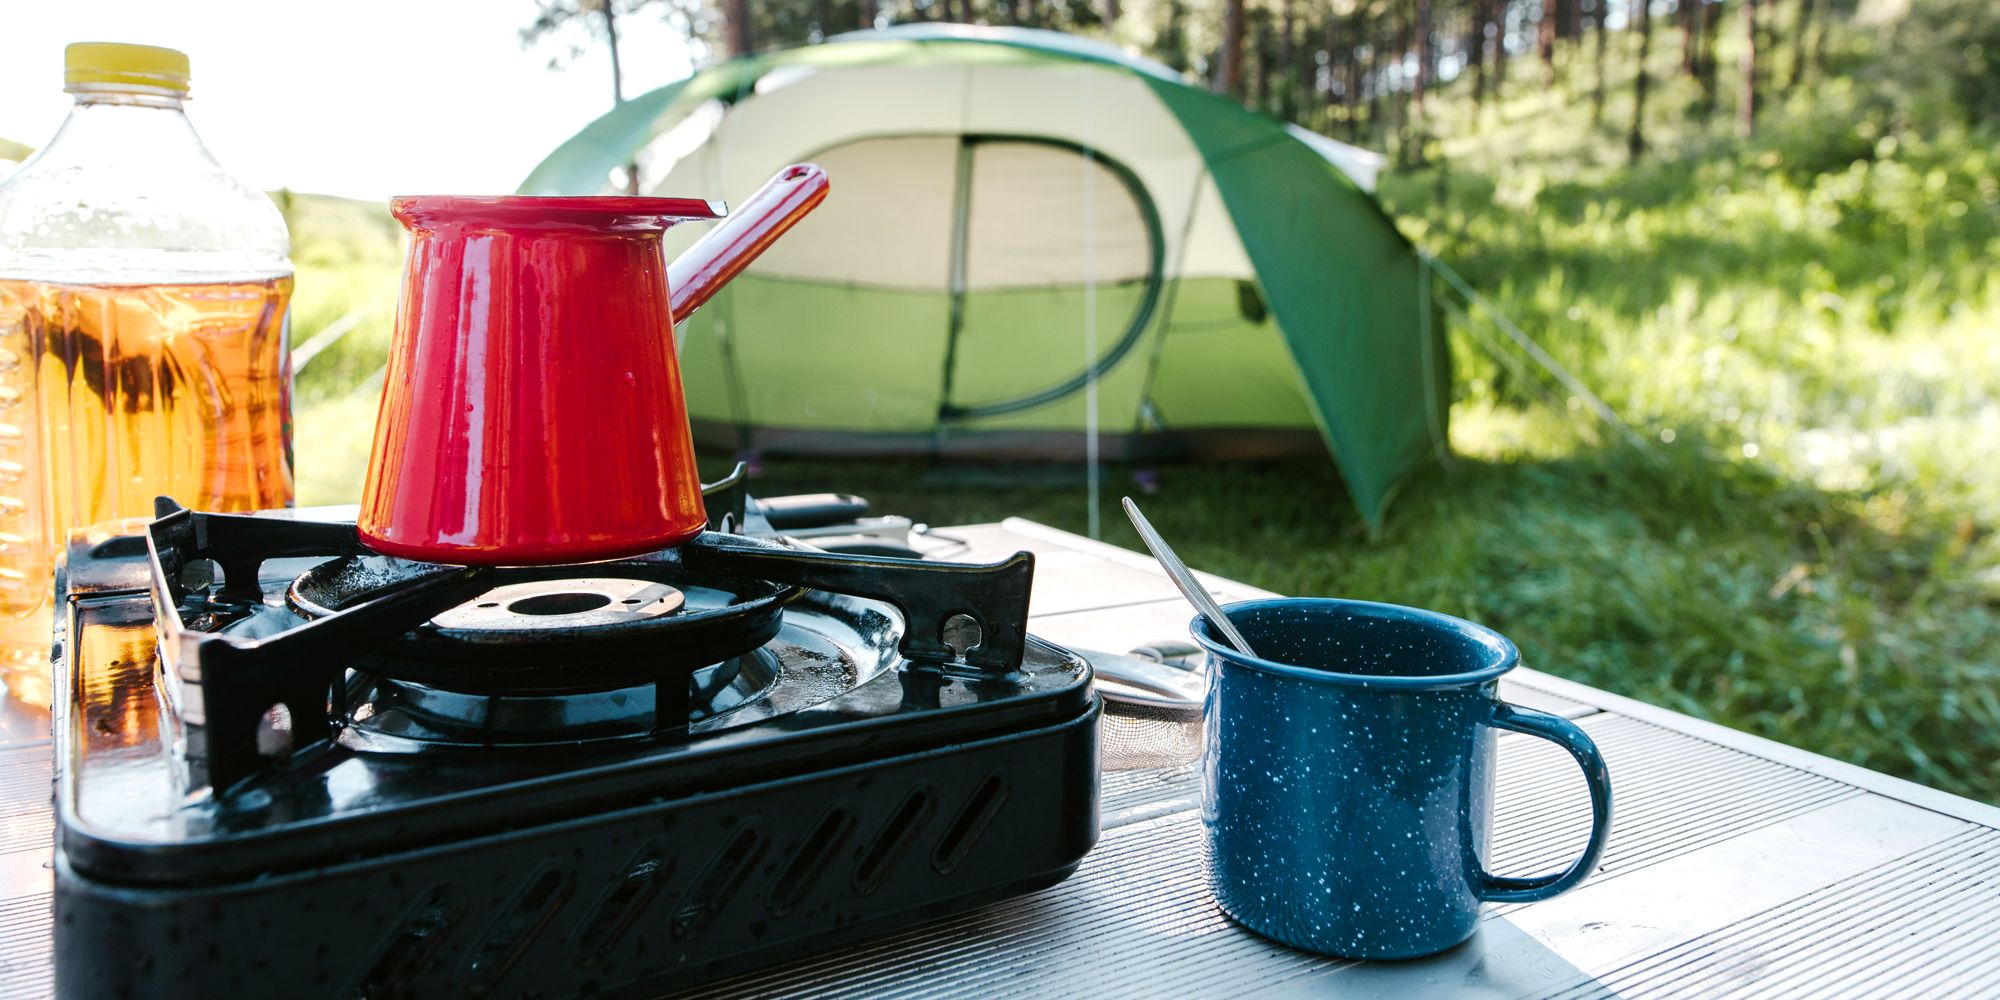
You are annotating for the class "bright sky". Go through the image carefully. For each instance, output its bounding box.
[1,0,696,199]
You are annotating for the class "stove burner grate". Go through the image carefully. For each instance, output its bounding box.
[144,485,1036,793]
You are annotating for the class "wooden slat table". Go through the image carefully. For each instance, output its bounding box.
[3,518,1997,997]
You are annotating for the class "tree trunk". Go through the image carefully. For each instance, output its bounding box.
[1414,0,1434,116]
[600,1,641,195]
[1394,7,1415,165]
[1786,0,1812,93]
[601,1,625,102]
[1279,0,1297,120]
[1363,27,1381,143]
[1347,17,1366,140]
[1629,0,1652,161]
[860,0,877,29]
[1218,0,1245,96]
[1253,17,1273,112]
[1492,0,1510,97]
[724,0,755,55]
[1697,0,1722,112]
[1539,0,1560,84]
[1470,0,1490,106]
[1811,0,1829,73]
[1591,0,1608,126]
[1104,0,1121,27]
[1680,0,1699,77]
[1324,17,1341,124]
[1156,0,1188,71]
[1739,0,1758,136]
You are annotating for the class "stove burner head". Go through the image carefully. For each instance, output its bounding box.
[285,555,803,694]
[344,650,784,747]
[427,578,687,631]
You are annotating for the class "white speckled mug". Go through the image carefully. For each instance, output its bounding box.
[1190,598,1613,959]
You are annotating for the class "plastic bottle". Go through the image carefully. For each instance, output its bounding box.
[0,42,294,705]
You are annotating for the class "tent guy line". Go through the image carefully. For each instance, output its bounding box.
[1419,249,1649,453]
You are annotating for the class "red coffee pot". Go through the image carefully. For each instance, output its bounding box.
[358,165,829,565]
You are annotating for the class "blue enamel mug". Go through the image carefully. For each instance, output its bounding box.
[1190,598,1612,960]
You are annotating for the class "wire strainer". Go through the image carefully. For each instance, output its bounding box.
[1086,641,1207,771]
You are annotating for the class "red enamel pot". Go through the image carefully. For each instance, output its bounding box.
[357,165,829,565]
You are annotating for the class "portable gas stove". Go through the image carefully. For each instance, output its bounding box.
[50,472,1100,998]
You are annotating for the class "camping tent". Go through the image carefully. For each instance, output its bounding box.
[523,25,1447,526]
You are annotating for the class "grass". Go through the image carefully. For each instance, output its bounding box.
[286,21,2000,802]
[737,434,1998,799]
[277,189,404,503]
[1367,23,2000,797]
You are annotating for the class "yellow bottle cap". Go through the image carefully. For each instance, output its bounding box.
[64,42,191,96]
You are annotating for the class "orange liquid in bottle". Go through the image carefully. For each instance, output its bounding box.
[0,276,293,706]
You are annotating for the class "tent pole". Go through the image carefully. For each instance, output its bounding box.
[1132,164,1211,443]
[697,88,758,460]
[1082,79,1102,540]
[936,138,977,437]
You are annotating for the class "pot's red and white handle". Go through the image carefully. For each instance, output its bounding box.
[667,163,830,323]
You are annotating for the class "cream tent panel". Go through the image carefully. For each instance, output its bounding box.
[745,136,960,290]
[645,62,1255,283]
[962,141,1152,289]
[952,62,1250,279]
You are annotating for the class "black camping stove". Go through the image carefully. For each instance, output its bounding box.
[51,477,1099,999]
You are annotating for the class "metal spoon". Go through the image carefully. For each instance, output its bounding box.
[1120,497,1258,657]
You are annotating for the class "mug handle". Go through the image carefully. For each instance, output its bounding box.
[1473,702,1614,904]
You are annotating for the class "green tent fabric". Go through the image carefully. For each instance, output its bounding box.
[522,25,1447,526]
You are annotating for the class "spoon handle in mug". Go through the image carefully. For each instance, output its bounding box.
[1122,497,1258,656]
